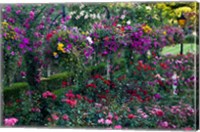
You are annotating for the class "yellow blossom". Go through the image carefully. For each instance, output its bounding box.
[2,21,8,27]
[53,52,58,57]
[142,25,152,33]
[57,42,66,53]
[163,31,167,35]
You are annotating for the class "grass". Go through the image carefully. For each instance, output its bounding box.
[161,43,197,55]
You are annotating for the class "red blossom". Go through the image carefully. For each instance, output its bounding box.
[86,83,97,88]
[160,62,168,69]
[76,94,82,100]
[105,90,110,93]
[42,91,57,100]
[155,109,164,117]
[118,75,126,81]
[93,74,103,80]
[16,99,22,103]
[128,114,136,119]
[65,91,75,99]
[62,81,68,87]
[104,36,110,41]
[65,99,77,107]
[98,94,107,99]
[46,33,53,41]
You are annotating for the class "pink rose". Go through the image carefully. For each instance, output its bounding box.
[62,114,69,121]
[98,118,104,124]
[4,117,18,126]
[114,125,122,129]
[105,119,112,125]
[51,114,59,121]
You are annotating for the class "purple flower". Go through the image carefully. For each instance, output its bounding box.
[29,11,35,19]
[154,93,161,100]
[159,121,169,128]
[102,50,108,56]
[65,15,71,21]
[19,43,26,49]
[14,27,21,34]
[67,44,72,49]
[16,10,21,14]
[6,5,11,13]
[7,46,11,50]
[23,38,29,44]
[11,51,15,56]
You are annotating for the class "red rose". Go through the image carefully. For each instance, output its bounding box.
[128,114,136,119]
[156,109,164,117]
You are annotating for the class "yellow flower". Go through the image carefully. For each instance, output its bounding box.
[81,31,85,35]
[57,42,64,50]
[53,52,58,57]
[163,31,167,35]
[2,21,8,27]
[142,25,152,33]
[57,42,67,53]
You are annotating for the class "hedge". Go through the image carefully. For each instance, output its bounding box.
[3,64,109,102]
[3,82,29,102]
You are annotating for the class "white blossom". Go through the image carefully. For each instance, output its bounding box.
[84,14,88,19]
[117,24,122,27]
[75,15,80,20]
[146,6,152,10]
[127,20,131,25]
[86,36,93,45]
[80,10,85,16]
[120,14,125,20]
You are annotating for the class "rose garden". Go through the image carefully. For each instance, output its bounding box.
[1,2,198,130]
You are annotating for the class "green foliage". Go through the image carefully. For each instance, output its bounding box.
[86,63,107,75]
[53,85,78,96]
[41,72,75,91]
[3,82,29,102]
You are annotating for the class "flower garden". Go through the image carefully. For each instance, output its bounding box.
[1,2,198,130]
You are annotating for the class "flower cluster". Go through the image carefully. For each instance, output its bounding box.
[4,117,18,126]
[42,91,57,100]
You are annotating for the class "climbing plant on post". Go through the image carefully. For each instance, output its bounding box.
[2,4,69,125]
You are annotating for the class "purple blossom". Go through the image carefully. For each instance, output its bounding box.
[67,44,72,49]
[23,38,29,44]
[6,5,11,13]
[11,51,15,56]
[19,43,26,49]
[154,93,161,100]
[29,11,35,19]
[16,10,21,14]
[7,46,11,50]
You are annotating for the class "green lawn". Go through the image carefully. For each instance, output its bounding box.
[161,43,197,55]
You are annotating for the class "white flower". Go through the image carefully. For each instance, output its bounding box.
[89,14,93,18]
[80,10,85,16]
[127,20,131,25]
[86,36,93,45]
[147,50,151,56]
[192,31,197,36]
[80,4,85,9]
[120,15,125,20]
[146,6,152,10]
[92,14,96,19]
[84,14,88,19]
[97,14,101,19]
[75,15,80,20]
[117,24,121,27]
[2,8,5,12]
